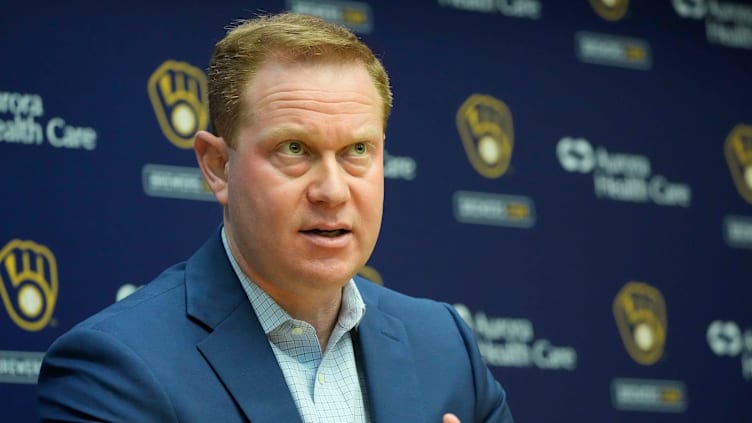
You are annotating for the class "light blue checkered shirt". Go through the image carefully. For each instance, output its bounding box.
[221,229,371,423]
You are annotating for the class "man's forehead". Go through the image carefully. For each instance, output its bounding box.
[252,56,371,85]
[238,59,380,118]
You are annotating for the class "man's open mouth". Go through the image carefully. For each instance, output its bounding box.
[302,229,350,237]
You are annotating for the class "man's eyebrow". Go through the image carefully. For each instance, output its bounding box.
[262,126,384,142]
[351,127,384,141]
[262,126,308,141]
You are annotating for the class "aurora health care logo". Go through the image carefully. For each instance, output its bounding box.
[454,303,577,370]
[672,0,752,49]
[0,91,97,150]
[557,137,691,207]
[707,320,752,380]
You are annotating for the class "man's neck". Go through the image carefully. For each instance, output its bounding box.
[222,227,346,350]
[269,287,342,351]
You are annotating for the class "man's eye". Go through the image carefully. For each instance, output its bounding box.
[351,142,367,155]
[284,141,304,155]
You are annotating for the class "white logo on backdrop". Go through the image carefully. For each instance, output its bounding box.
[438,0,542,19]
[707,320,752,380]
[0,91,97,150]
[556,137,692,207]
[672,0,752,49]
[454,303,577,370]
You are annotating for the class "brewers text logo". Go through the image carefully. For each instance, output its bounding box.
[589,0,629,21]
[456,94,514,179]
[613,281,667,365]
[724,124,752,204]
[0,240,58,331]
[286,0,374,34]
[147,60,209,149]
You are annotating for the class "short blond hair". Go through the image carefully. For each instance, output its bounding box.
[208,13,393,146]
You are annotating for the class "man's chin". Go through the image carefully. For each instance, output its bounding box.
[294,260,362,287]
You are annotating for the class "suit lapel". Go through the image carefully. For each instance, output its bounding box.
[357,287,426,423]
[197,304,302,423]
[184,231,425,423]
[185,230,301,423]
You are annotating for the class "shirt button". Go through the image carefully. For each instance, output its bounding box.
[291,327,304,335]
[318,373,325,385]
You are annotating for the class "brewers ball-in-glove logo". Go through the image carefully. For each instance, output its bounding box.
[589,0,629,21]
[724,123,752,204]
[148,60,209,149]
[613,281,667,365]
[0,240,58,331]
[456,94,514,179]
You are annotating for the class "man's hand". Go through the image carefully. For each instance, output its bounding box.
[443,413,461,423]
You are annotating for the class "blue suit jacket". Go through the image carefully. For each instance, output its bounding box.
[38,230,513,422]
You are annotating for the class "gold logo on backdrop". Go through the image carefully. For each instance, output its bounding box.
[456,94,514,179]
[358,265,383,285]
[147,60,209,149]
[613,281,667,365]
[343,7,367,25]
[0,240,58,331]
[590,0,630,21]
[724,124,752,204]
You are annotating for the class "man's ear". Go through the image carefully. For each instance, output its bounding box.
[194,130,230,206]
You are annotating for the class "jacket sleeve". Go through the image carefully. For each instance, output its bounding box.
[37,326,178,422]
[443,303,514,423]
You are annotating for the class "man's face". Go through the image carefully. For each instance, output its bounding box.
[223,59,384,298]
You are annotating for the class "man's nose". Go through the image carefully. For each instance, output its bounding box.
[306,156,350,206]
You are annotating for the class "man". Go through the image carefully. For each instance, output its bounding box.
[37,13,513,423]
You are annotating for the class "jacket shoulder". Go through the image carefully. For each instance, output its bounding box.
[72,262,188,336]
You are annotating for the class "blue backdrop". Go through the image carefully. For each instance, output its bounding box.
[2,0,751,421]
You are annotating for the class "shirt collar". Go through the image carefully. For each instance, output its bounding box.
[220,227,366,336]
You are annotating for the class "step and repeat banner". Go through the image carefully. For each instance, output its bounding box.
[2,0,751,421]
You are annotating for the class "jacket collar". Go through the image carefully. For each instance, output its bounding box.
[185,229,302,423]
[355,278,426,423]
[184,228,424,423]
